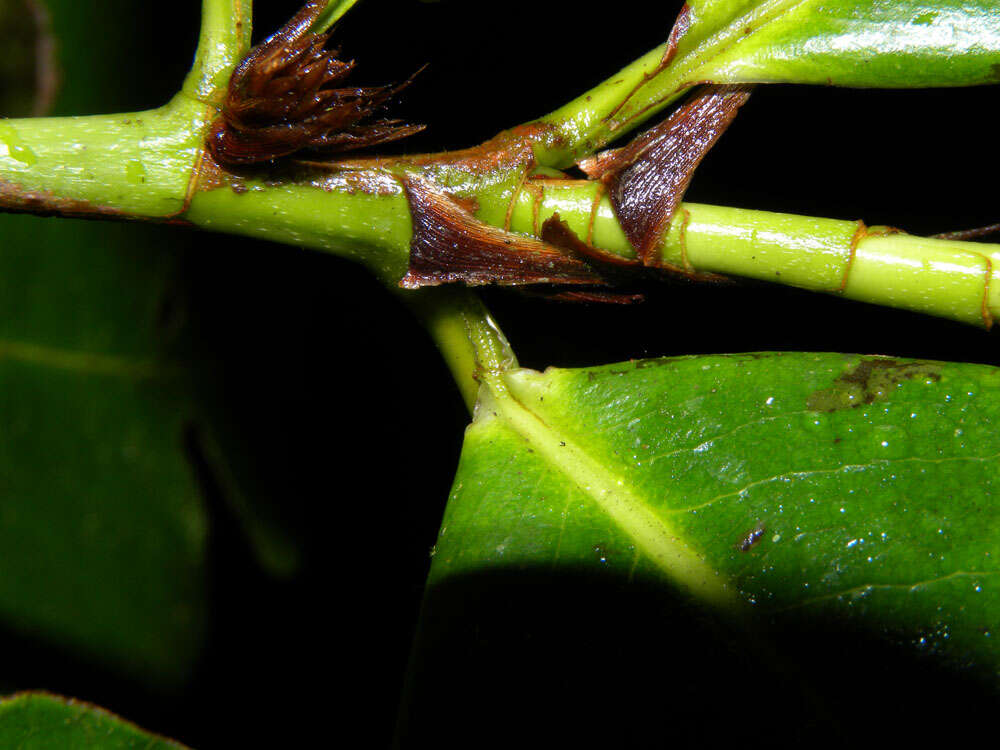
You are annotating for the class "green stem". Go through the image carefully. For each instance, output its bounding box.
[7,101,997,331]
[0,100,210,217]
[182,170,414,283]
[533,44,685,169]
[1,0,251,218]
[3,0,999,336]
[531,0,1000,169]
[183,0,254,106]
[531,1,770,168]
[508,179,1000,328]
[405,288,517,414]
[311,0,361,34]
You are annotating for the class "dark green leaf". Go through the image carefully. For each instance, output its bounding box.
[0,0,295,684]
[0,692,188,749]
[0,217,209,683]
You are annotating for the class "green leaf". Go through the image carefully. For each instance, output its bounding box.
[0,218,209,683]
[449,352,999,650]
[403,353,999,739]
[573,0,1000,154]
[0,692,188,749]
[683,0,1000,88]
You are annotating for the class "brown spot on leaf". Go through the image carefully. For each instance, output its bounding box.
[807,357,943,413]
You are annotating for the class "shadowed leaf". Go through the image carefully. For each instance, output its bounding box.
[0,0,296,685]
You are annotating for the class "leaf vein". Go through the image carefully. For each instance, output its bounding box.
[772,570,1000,613]
[670,452,1000,513]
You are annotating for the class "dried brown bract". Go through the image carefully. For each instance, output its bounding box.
[400,176,607,289]
[208,1,424,166]
[581,85,753,265]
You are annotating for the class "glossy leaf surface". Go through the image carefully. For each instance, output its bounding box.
[403,353,999,741]
[605,0,1000,133]
[686,0,1000,87]
[447,352,998,654]
[0,693,186,749]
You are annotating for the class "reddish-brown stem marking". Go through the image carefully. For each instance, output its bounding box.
[677,206,693,272]
[980,254,994,329]
[604,4,691,126]
[666,207,728,281]
[504,165,531,232]
[932,223,1000,242]
[541,214,638,268]
[523,181,544,236]
[836,220,867,293]
[586,183,606,246]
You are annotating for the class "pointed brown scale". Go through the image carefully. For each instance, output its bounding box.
[537,215,646,303]
[600,84,753,265]
[539,212,730,299]
[577,148,621,180]
[311,121,427,151]
[399,176,606,289]
[540,214,638,268]
[527,289,646,304]
[932,223,1000,241]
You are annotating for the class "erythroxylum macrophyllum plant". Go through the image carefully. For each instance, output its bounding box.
[1,0,1000,745]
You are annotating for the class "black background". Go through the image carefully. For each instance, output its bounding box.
[3,1,999,746]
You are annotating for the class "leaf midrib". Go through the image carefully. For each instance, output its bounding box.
[481,371,737,607]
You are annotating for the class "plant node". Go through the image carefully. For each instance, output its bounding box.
[208,0,424,166]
